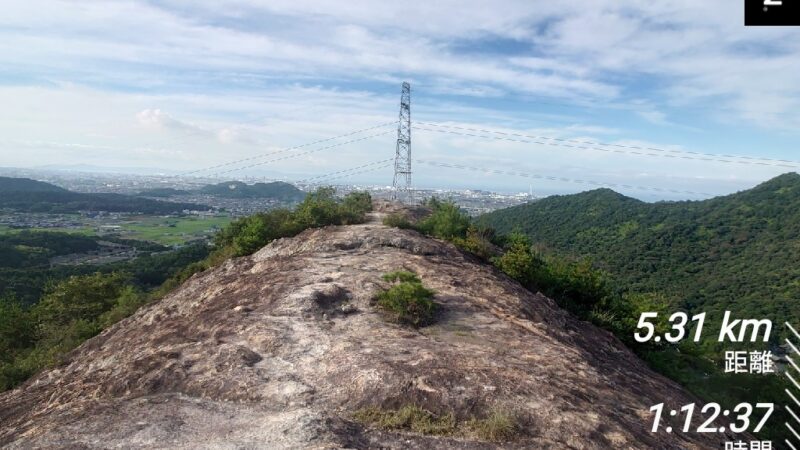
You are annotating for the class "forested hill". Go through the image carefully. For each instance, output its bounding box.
[0,177,67,193]
[200,180,305,201]
[479,172,800,336]
[0,177,209,214]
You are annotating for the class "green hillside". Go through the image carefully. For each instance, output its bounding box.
[479,174,799,441]
[480,173,800,343]
[200,180,305,201]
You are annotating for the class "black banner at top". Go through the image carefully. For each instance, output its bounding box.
[745,0,800,25]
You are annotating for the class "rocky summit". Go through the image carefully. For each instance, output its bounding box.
[0,214,726,449]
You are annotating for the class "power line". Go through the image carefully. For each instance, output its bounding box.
[300,158,394,183]
[316,162,394,184]
[136,104,333,161]
[414,159,714,197]
[209,129,395,178]
[415,121,800,169]
[181,121,397,176]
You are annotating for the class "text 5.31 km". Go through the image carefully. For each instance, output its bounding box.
[634,312,772,344]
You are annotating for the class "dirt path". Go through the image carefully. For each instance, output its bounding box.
[365,211,387,225]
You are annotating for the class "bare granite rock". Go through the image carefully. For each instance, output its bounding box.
[0,215,727,449]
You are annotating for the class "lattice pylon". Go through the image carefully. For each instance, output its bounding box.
[392,82,412,203]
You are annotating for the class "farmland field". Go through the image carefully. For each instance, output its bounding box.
[0,215,231,246]
[118,216,231,245]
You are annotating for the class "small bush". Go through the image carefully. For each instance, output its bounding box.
[383,213,414,229]
[382,270,421,283]
[217,188,373,257]
[384,200,500,261]
[491,231,540,286]
[376,271,437,327]
[451,226,498,260]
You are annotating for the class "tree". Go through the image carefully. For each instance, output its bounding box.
[33,272,133,344]
[0,296,34,364]
[492,231,538,286]
[341,191,373,219]
[293,187,340,228]
[417,198,470,240]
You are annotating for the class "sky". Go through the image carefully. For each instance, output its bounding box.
[1,0,799,200]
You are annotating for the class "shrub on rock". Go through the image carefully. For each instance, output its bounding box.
[376,271,437,327]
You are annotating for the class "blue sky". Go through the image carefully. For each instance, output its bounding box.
[0,0,799,200]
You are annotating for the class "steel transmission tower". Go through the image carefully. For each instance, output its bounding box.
[392,82,412,203]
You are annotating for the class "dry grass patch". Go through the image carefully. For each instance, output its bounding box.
[353,405,456,436]
[353,404,519,442]
[466,409,518,441]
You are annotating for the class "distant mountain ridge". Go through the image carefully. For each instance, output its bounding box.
[479,172,800,337]
[0,177,208,214]
[199,180,305,201]
[137,188,190,197]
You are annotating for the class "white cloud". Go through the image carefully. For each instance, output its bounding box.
[136,109,190,130]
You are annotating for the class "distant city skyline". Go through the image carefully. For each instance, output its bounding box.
[1,1,799,200]
[3,164,790,204]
